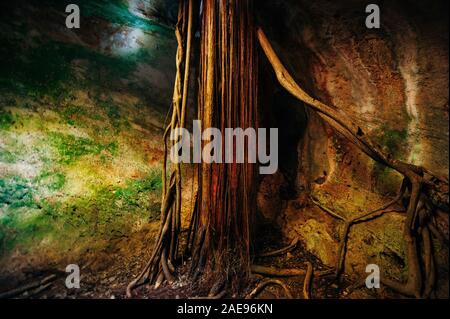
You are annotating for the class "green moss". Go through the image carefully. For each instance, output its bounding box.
[48,132,118,164]
[0,147,17,163]
[97,99,122,128]
[0,170,162,253]
[374,127,408,157]
[115,171,162,206]
[0,37,155,101]
[61,106,88,126]
[0,39,72,99]
[0,110,15,129]
[0,203,60,252]
[0,176,36,209]
[33,171,66,191]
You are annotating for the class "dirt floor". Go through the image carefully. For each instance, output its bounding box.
[0,219,402,299]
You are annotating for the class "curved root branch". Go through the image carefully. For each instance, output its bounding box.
[258,237,299,257]
[246,279,293,299]
[303,262,313,299]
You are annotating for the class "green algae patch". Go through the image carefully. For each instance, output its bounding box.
[33,171,66,192]
[48,132,118,164]
[372,127,408,194]
[374,127,408,156]
[0,176,36,209]
[0,0,172,268]
[115,172,162,208]
[0,39,150,100]
[0,148,17,164]
[0,171,162,254]
[0,110,15,130]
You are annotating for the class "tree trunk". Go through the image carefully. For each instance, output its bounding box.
[188,0,258,294]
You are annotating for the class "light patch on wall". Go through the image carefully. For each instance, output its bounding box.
[396,25,422,165]
[109,27,146,56]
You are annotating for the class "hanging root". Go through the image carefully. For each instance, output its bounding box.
[257,27,449,298]
[126,0,194,298]
[190,291,227,299]
[246,279,293,299]
[0,274,57,299]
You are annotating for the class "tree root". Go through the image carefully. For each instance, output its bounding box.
[303,262,313,299]
[251,264,333,278]
[190,291,227,299]
[246,278,293,299]
[0,274,57,299]
[126,0,194,297]
[310,179,406,277]
[258,237,299,257]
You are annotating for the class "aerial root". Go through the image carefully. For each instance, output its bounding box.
[126,0,194,298]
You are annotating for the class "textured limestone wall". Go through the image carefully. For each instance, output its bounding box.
[0,0,177,271]
[257,0,448,291]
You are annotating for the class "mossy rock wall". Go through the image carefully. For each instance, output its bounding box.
[0,0,176,267]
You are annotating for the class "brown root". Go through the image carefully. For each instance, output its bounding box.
[257,27,448,298]
[251,264,333,278]
[258,237,299,257]
[246,278,293,299]
[0,274,57,299]
[190,291,227,300]
[303,262,313,299]
[126,0,194,297]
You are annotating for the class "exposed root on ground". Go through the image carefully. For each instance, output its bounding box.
[126,0,193,298]
[246,278,293,299]
[303,262,313,299]
[258,237,299,257]
[251,264,333,278]
[0,274,57,299]
[310,178,407,278]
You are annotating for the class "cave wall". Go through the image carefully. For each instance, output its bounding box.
[0,0,448,297]
[257,0,448,293]
[0,0,178,273]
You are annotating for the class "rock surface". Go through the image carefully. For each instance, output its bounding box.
[257,0,448,290]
